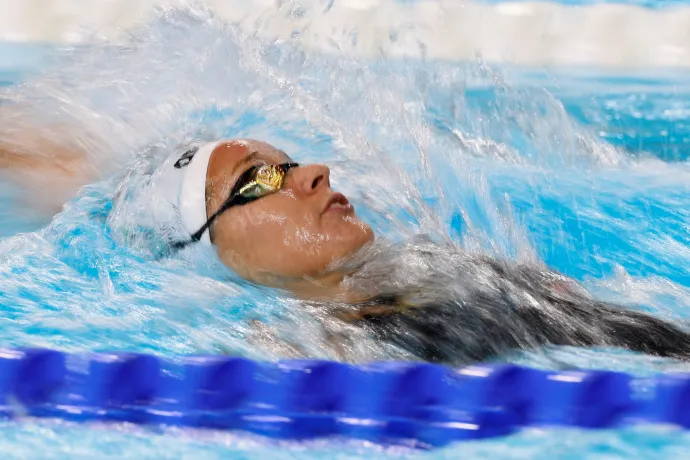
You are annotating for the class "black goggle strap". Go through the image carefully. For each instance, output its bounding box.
[171,162,298,250]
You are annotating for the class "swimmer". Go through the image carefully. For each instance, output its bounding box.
[123,139,690,364]
[4,137,690,364]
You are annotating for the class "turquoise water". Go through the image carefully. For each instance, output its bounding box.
[2,5,690,458]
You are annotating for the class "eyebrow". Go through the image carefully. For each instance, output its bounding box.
[230,150,262,178]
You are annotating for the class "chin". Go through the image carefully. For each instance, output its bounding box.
[318,219,375,264]
[340,226,375,259]
[344,218,374,242]
[363,224,375,242]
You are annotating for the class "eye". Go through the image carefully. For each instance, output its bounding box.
[232,164,286,200]
[239,183,266,198]
[230,164,262,193]
[254,165,284,191]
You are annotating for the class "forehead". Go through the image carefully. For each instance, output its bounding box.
[214,140,290,172]
[206,139,292,198]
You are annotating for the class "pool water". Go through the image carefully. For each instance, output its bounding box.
[2,3,690,459]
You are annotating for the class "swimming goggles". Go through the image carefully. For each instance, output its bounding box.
[173,162,299,249]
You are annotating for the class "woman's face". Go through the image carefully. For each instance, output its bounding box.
[205,140,375,285]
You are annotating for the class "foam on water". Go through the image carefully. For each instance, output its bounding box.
[2,0,690,457]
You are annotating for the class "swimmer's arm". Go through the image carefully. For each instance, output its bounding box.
[0,128,95,213]
[0,137,88,174]
[0,105,92,174]
[0,144,45,169]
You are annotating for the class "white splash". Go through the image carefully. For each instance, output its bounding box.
[1,0,690,68]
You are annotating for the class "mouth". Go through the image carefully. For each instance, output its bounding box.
[322,192,353,216]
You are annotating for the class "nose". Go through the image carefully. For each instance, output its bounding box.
[291,164,330,196]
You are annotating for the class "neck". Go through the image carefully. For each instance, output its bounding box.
[267,243,384,303]
[276,269,369,304]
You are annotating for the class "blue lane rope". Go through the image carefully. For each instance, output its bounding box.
[0,348,688,446]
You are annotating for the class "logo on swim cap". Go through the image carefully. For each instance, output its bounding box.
[174,147,199,169]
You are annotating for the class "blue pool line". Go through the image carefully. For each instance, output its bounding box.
[1,349,689,446]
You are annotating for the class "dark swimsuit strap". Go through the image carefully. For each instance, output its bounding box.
[333,294,411,323]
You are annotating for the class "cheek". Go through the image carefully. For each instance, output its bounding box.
[230,203,319,259]
[277,212,328,256]
[255,207,338,274]
[237,211,290,252]
[216,200,373,279]
[281,214,375,272]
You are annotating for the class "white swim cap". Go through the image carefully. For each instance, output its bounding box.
[151,141,219,245]
[108,140,222,256]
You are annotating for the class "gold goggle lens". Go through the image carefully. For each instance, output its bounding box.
[238,165,286,198]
